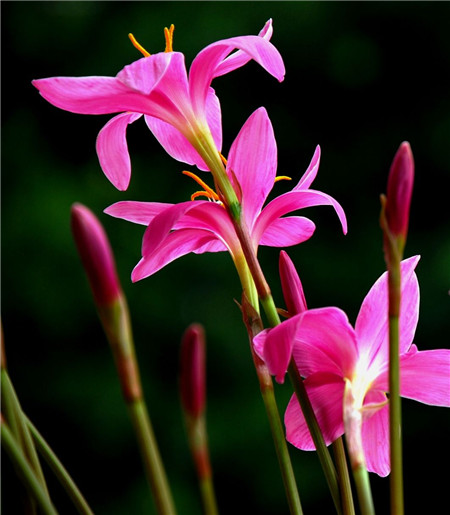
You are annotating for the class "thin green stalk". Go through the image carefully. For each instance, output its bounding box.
[25,416,94,515]
[352,465,375,515]
[1,422,58,515]
[1,370,48,495]
[288,360,342,515]
[127,399,176,515]
[332,438,355,515]
[388,260,403,515]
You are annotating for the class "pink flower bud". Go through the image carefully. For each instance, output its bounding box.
[71,203,121,306]
[279,251,308,315]
[180,324,206,419]
[385,142,414,242]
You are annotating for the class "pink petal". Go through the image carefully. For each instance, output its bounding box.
[373,345,450,407]
[213,20,274,78]
[189,34,285,118]
[132,229,218,281]
[254,189,348,245]
[285,372,345,450]
[96,112,142,190]
[104,201,173,225]
[292,307,358,378]
[259,216,315,247]
[252,314,303,383]
[361,393,390,477]
[227,107,277,228]
[355,255,420,372]
[293,145,321,191]
[143,87,222,170]
[279,251,308,315]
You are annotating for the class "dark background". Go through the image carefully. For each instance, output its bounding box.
[2,2,449,513]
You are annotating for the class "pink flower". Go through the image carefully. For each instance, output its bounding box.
[255,256,450,476]
[71,203,122,305]
[105,107,347,282]
[32,21,284,191]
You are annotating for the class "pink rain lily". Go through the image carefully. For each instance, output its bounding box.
[105,107,347,282]
[32,20,284,190]
[254,255,450,476]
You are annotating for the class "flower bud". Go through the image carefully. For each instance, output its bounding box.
[279,251,307,315]
[385,142,414,243]
[180,324,206,419]
[70,203,121,306]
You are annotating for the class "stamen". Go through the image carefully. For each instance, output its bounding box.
[191,191,217,202]
[274,175,292,183]
[164,24,175,52]
[219,153,228,166]
[183,171,220,201]
[128,33,151,57]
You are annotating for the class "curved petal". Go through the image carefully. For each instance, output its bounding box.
[253,314,303,383]
[294,145,321,191]
[259,216,315,247]
[213,19,273,78]
[96,112,142,190]
[292,307,358,378]
[285,372,345,450]
[254,189,348,245]
[144,87,222,170]
[373,345,450,407]
[189,34,285,118]
[104,201,173,226]
[355,256,420,373]
[227,107,277,228]
[361,394,390,477]
[132,228,218,281]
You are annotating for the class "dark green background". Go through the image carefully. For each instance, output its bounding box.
[2,1,449,513]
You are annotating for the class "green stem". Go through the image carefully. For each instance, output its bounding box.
[332,438,355,515]
[25,416,94,515]
[352,465,375,515]
[287,360,342,515]
[1,422,58,515]
[127,399,176,515]
[1,370,48,495]
[388,259,403,515]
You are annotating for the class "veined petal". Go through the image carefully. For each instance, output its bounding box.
[355,256,420,372]
[104,201,173,226]
[259,216,315,247]
[285,372,345,450]
[227,107,277,228]
[252,314,303,383]
[373,345,450,407]
[96,112,142,190]
[132,228,218,282]
[254,188,348,246]
[213,19,274,78]
[143,87,222,170]
[361,394,390,477]
[292,307,358,378]
[293,145,321,191]
[189,34,285,118]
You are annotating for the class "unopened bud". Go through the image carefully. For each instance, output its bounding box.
[279,251,307,315]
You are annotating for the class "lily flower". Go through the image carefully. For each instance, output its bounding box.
[32,20,284,191]
[255,255,450,476]
[105,107,347,282]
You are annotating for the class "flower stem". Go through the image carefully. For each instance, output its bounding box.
[332,438,355,515]
[352,464,375,515]
[387,258,404,515]
[25,415,95,515]
[241,294,303,515]
[1,421,58,515]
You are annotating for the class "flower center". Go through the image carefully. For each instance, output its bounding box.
[128,24,175,57]
[182,171,223,204]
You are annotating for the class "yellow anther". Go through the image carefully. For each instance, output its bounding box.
[164,24,175,52]
[183,171,220,202]
[274,175,292,183]
[128,33,151,57]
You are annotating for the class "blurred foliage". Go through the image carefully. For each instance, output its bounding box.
[2,2,449,514]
